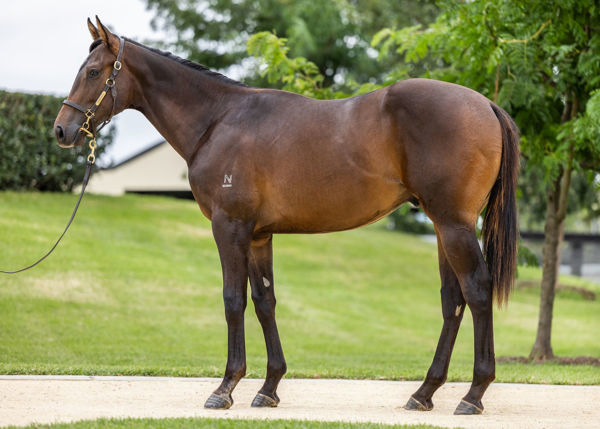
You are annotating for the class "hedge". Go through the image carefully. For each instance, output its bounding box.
[0,90,113,191]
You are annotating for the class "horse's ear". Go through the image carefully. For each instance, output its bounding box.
[95,16,120,55]
[87,18,100,40]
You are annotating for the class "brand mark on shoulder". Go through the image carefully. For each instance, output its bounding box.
[222,174,233,188]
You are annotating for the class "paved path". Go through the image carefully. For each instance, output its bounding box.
[1,376,599,428]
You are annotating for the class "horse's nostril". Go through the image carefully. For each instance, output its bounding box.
[55,125,65,141]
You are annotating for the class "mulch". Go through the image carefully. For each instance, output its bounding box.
[498,355,600,366]
[516,280,596,301]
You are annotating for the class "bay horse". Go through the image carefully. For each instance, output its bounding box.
[54,17,519,415]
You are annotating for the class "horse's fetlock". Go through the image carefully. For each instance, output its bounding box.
[426,369,447,387]
[230,365,246,380]
[267,360,287,377]
[474,362,495,384]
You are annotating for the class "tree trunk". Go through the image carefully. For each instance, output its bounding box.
[529,179,562,360]
[529,93,577,361]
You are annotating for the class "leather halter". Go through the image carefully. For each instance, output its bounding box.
[62,37,125,160]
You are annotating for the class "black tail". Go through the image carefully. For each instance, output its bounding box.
[484,103,520,307]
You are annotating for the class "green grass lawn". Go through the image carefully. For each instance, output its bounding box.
[0,192,598,384]
[6,418,448,429]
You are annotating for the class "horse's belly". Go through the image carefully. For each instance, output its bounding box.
[256,176,411,234]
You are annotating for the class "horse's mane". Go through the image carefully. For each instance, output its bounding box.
[89,38,249,88]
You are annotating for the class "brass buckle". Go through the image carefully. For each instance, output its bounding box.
[95,90,107,107]
[114,60,122,71]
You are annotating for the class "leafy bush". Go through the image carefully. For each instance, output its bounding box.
[387,205,435,235]
[0,90,113,191]
[518,242,540,268]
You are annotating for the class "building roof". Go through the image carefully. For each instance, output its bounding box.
[83,140,191,196]
[102,140,166,170]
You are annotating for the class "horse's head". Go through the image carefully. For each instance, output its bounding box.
[54,17,129,148]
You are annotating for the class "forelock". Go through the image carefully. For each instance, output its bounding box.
[89,39,103,53]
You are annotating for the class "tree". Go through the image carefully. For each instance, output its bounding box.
[145,0,443,236]
[518,166,600,232]
[372,0,600,360]
[144,0,439,86]
[0,90,114,192]
[150,0,600,361]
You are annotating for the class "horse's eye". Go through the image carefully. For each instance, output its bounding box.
[87,69,99,79]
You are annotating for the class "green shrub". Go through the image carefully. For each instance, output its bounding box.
[387,205,435,234]
[0,90,113,191]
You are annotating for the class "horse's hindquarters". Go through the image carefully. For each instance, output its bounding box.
[383,79,503,227]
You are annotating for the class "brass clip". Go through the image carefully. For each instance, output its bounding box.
[80,126,94,138]
[87,138,97,164]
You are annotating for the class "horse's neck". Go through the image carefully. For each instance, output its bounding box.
[126,43,245,163]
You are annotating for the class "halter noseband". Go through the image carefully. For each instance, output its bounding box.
[62,37,125,164]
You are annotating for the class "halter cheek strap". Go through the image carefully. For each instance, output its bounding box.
[62,37,125,162]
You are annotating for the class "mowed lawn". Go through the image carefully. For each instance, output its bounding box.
[0,192,598,384]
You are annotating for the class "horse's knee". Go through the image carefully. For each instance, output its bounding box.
[223,294,247,323]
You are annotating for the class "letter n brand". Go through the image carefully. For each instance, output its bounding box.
[222,174,233,187]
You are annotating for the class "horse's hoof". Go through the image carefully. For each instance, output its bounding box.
[204,393,233,409]
[454,399,483,415]
[403,396,433,411]
[251,392,280,407]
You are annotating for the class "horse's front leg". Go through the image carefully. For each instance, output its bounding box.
[204,213,254,409]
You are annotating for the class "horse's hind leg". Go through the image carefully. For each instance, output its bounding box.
[204,213,253,409]
[405,228,466,411]
[436,222,495,415]
[248,235,287,407]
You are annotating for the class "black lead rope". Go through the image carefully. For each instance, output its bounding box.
[0,162,93,274]
[1,37,125,275]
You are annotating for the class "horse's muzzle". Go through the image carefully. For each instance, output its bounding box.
[55,123,85,148]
